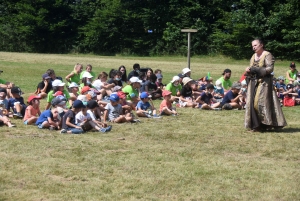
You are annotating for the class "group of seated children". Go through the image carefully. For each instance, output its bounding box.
[5,62,299,131]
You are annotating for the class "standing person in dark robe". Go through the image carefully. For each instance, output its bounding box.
[245,38,287,132]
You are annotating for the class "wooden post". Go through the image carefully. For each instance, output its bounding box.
[181,29,198,69]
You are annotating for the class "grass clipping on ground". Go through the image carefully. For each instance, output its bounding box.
[0,52,300,200]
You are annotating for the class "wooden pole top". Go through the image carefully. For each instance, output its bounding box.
[181,29,198,33]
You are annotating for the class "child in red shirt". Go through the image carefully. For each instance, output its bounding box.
[23,95,42,125]
[159,90,178,116]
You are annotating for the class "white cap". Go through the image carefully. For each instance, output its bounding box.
[215,80,222,89]
[69,82,79,88]
[129,77,142,83]
[77,95,87,102]
[52,79,65,87]
[241,79,247,86]
[182,67,191,75]
[82,72,93,78]
[171,76,180,83]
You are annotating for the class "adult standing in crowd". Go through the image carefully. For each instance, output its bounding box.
[245,38,287,132]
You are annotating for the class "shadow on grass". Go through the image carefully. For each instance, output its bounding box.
[265,127,300,134]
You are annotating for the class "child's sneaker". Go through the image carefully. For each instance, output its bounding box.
[105,125,112,132]
[131,119,141,123]
[13,113,23,119]
[60,129,67,134]
[152,114,161,119]
[146,114,152,118]
[99,127,107,133]
[8,124,16,128]
[213,108,222,111]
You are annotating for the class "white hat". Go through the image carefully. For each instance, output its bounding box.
[182,77,193,86]
[241,80,247,86]
[182,67,191,75]
[52,79,65,87]
[69,82,79,88]
[171,76,180,83]
[77,95,88,105]
[129,76,142,83]
[82,72,93,78]
[215,80,222,89]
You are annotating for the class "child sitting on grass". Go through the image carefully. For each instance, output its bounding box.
[136,92,161,118]
[60,100,85,134]
[103,94,133,123]
[23,95,42,125]
[7,87,27,119]
[75,102,111,133]
[35,108,60,130]
[45,79,71,110]
[160,90,178,116]
[196,84,221,110]
[0,89,15,127]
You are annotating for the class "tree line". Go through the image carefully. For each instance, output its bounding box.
[1,0,299,59]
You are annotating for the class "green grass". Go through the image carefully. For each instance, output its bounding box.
[0,52,300,200]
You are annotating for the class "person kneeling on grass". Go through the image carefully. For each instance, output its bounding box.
[220,82,243,110]
[136,92,161,118]
[159,90,178,116]
[23,95,42,125]
[195,84,221,110]
[75,100,111,133]
[103,94,133,123]
[60,100,85,134]
[35,108,60,130]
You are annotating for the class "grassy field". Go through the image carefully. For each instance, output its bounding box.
[0,52,299,200]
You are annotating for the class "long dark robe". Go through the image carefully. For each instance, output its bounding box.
[245,51,287,129]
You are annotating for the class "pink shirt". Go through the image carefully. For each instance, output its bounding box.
[23,105,40,121]
[159,99,172,113]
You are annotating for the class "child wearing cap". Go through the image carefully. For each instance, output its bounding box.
[282,84,296,106]
[179,77,197,108]
[35,73,52,98]
[7,86,27,118]
[122,77,142,108]
[160,90,178,116]
[182,67,191,78]
[155,73,164,89]
[79,72,94,91]
[117,91,133,114]
[60,100,85,134]
[23,95,42,125]
[136,92,161,118]
[214,79,224,101]
[165,76,182,102]
[103,94,133,123]
[45,79,71,110]
[80,64,96,79]
[68,82,80,100]
[35,108,60,130]
[220,82,243,110]
[75,100,111,132]
[65,63,83,86]
[195,84,221,110]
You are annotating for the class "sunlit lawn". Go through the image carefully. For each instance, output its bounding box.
[0,52,299,200]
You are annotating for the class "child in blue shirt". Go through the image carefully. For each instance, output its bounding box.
[7,87,27,119]
[35,108,60,130]
[136,92,161,118]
